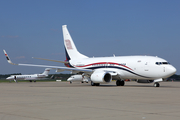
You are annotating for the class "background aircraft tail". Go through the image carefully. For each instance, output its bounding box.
[62,25,88,61]
[42,68,51,75]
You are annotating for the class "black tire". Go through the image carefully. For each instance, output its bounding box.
[154,82,160,87]
[95,83,100,86]
[116,80,121,86]
[91,81,95,86]
[116,80,125,86]
[120,81,125,86]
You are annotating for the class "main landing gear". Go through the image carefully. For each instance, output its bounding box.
[116,80,125,86]
[91,81,100,86]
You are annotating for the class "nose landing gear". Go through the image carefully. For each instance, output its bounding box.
[154,82,160,87]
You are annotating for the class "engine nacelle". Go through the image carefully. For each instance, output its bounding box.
[90,71,112,83]
[137,80,154,83]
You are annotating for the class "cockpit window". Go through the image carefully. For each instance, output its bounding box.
[162,62,169,64]
[155,62,170,65]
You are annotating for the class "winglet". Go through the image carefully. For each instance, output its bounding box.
[3,50,18,65]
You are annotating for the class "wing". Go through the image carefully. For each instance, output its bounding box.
[3,50,93,74]
[32,57,69,64]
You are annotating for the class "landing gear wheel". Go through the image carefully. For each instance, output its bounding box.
[91,82,100,86]
[116,80,125,86]
[116,80,121,86]
[95,83,100,86]
[91,81,95,86]
[120,81,125,86]
[154,82,160,87]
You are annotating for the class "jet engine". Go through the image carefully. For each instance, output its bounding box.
[90,71,112,83]
[136,80,154,83]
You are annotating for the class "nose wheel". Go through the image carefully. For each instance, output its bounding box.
[154,82,160,87]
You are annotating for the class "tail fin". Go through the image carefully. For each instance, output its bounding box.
[42,68,51,75]
[62,25,88,60]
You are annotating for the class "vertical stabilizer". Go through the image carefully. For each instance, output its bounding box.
[62,25,88,60]
[42,68,51,75]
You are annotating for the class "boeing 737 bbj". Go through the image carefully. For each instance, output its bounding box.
[6,68,51,82]
[3,25,176,87]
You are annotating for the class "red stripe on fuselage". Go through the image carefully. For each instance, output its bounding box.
[74,62,133,71]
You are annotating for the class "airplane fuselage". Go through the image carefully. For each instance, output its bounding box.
[6,74,48,80]
[68,55,176,80]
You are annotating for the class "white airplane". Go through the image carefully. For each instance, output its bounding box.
[6,68,51,82]
[3,25,176,87]
[67,74,89,84]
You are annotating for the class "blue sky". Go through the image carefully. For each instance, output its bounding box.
[0,0,180,75]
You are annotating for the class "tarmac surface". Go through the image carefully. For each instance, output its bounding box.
[0,81,180,120]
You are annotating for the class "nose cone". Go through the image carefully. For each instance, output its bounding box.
[67,78,72,81]
[6,77,11,80]
[170,65,176,74]
[166,65,177,77]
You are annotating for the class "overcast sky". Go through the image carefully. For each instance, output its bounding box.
[0,0,180,75]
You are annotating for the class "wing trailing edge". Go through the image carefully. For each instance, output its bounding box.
[32,57,69,64]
